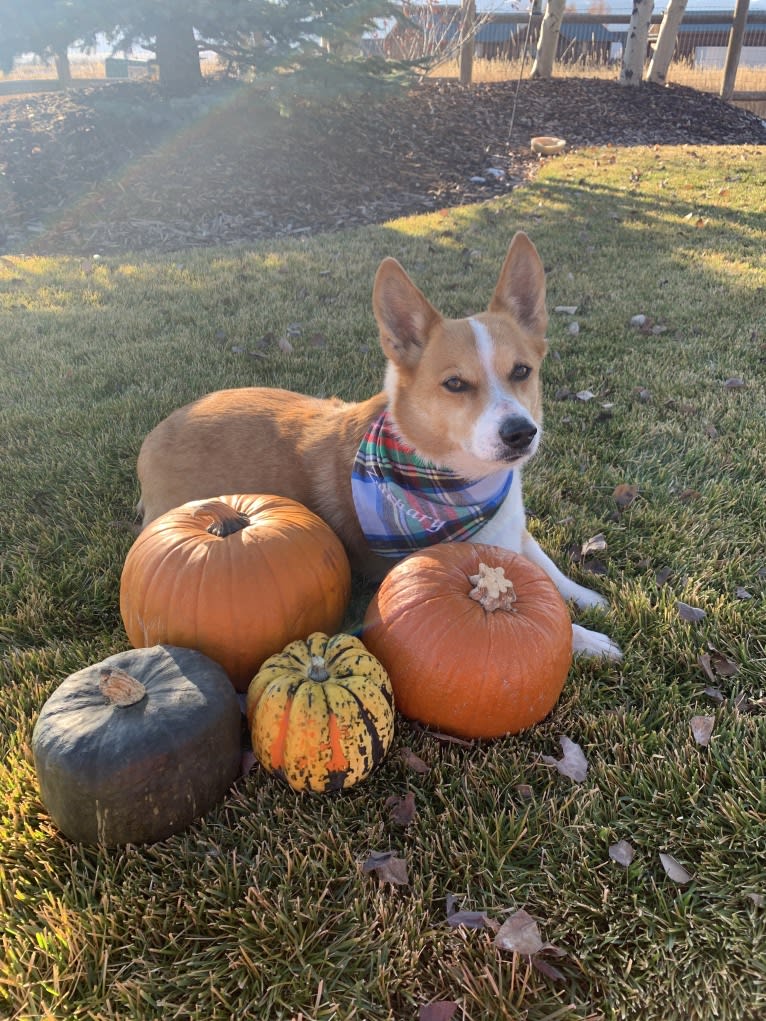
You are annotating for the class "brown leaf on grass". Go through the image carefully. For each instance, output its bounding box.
[494,909,544,955]
[277,335,294,355]
[677,488,701,503]
[699,646,739,682]
[691,715,715,747]
[724,377,746,389]
[416,725,473,748]
[385,791,417,827]
[400,747,430,774]
[581,533,607,557]
[362,850,409,886]
[531,957,566,982]
[613,483,639,509]
[419,1002,459,1021]
[659,853,693,885]
[746,893,765,909]
[734,587,753,600]
[609,839,635,867]
[703,685,725,704]
[309,331,328,348]
[542,736,588,783]
[677,601,706,623]
[655,566,673,586]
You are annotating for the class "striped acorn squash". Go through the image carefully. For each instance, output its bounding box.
[246,632,394,793]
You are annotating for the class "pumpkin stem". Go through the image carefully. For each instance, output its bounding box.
[99,668,147,707]
[307,655,331,683]
[468,562,517,613]
[202,504,251,538]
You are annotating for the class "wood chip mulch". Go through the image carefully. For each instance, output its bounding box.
[0,76,763,255]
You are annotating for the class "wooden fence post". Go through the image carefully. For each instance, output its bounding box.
[721,0,750,101]
[459,0,476,85]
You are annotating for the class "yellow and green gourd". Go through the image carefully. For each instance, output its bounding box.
[246,632,394,793]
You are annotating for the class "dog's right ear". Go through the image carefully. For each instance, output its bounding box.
[372,258,441,369]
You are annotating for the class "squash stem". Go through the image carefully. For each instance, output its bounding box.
[468,562,517,612]
[308,656,330,682]
[203,504,251,538]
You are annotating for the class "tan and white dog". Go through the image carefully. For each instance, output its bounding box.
[137,232,621,659]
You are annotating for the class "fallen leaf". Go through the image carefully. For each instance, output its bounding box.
[554,305,578,314]
[362,850,409,886]
[702,685,725,703]
[724,377,746,389]
[634,386,652,402]
[568,321,580,336]
[660,853,693,885]
[691,715,715,747]
[655,566,673,586]
[446,908,495,931]
[746,893,765,909]
[385,791,417,827]
[609,839,635,867]
[677,488,701,503]
[515,783,534,801]
[677,601,706,623]
[419,1003,459,1021]
[581,533,607,557]
[532,957,566,982]
[734,587,752,600]
[542,736,588,783]
[700,647,739,678]
[613,483,639,509]
[400,747,430,774]
[575,389,595,401]
[277,335,294,355]
[494,909,544,955]
[309,331,328,348]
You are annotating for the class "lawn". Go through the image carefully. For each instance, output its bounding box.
[1,143,764,1021]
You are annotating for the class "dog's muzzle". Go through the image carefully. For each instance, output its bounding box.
[499,415,538,457]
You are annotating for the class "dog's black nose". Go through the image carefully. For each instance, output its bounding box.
[499,415,537,450]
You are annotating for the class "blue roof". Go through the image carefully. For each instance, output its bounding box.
[560,23,624,43]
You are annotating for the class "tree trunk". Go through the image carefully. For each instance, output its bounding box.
[620,0,654,86]
[459,0,476,86]
[720,0,750,101]
[646,0,687,85]
[54,48,72,84]
[155,19,202,95]
[530,0,566,80]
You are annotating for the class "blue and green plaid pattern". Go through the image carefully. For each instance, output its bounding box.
[351,411,513,557]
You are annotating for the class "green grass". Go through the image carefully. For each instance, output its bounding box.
[1,143,765,1021]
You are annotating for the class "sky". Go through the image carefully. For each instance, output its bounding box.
[477,1,766,10]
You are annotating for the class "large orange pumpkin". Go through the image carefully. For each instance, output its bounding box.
[362,543,572,739]
[120,495,351,691]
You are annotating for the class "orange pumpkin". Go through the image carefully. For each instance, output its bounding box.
[120,495,351,692]
[362,543,572,739]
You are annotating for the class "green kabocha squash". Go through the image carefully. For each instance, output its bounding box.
[246,632,395,793]
[32,645,242,845]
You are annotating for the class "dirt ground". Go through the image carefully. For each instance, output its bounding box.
[1,76,764,255]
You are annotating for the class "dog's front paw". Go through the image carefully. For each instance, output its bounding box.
[558,578,610,612]
[571,623,622,660]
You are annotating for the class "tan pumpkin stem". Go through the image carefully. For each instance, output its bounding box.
[99,668,147,707]
[198,502,251,538]
[308,655,330,682]
[468,562,517,612]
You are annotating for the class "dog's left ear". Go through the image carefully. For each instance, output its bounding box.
[488,232,548,336]
[373,258,442,369]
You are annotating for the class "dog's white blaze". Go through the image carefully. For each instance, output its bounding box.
[468,317,538,462]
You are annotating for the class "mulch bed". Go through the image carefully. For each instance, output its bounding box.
[1,76,764,255]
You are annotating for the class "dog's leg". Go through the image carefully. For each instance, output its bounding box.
[521,530,622,660]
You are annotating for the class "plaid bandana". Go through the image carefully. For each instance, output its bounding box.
[351,411,513,557]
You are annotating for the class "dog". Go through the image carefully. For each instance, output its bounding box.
[137,232,621,659]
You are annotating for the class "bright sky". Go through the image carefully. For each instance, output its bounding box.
[477,1,766,10]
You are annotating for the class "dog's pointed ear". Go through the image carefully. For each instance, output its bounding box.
[488,232,548,336]
[373,257,442,368]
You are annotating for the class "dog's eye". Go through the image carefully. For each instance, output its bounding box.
[510,364,532,382]
[443,376,470,393]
